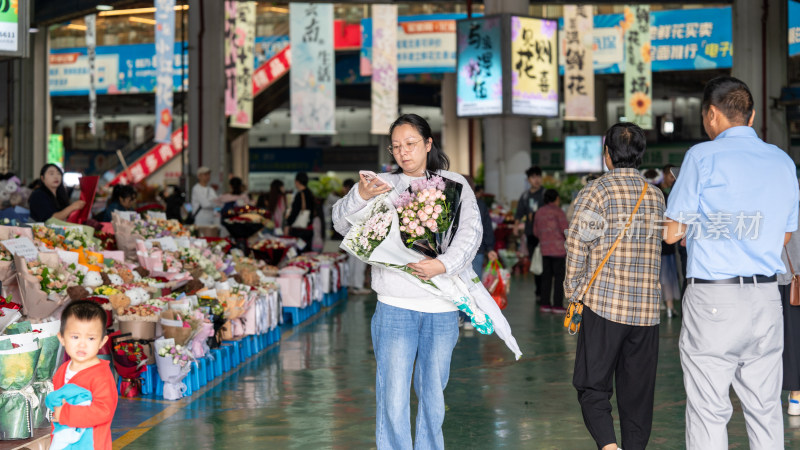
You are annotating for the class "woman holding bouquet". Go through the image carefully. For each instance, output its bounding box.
[29,164,85,222]
[333,114,483,450]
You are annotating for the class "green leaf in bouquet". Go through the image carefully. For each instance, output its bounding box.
[34,336,61,381]
[0,348,41,390]
[0,393,33,439]
[4,321,32,335]
[31,383,51,429]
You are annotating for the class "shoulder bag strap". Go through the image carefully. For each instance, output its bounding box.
[786,246,796,275]
[576,183,649,303]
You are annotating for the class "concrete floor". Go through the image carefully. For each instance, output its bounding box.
[112,276,800,449]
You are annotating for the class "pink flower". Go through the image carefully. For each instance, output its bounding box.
[424,205,433,215]
[409,221,419,229]
[426,219,436,229]
[397,207,402,213]
[433,213,439,219]
[434,204,443,213]
[418,211,429,221]
[403,217,410,224]
[400,226,406,232]
[416,226,424,235]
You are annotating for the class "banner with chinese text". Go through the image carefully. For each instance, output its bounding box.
[154,0,175,143]
[456,17,502,117]
[563,5,595,121]
[85,14,97,135]
[510,16,558,116]
[370,5,398,134]
[230,2,256,128]
[290,3,335,134]
[624,5,652,129]
[224,0,237,116]
[0,0,19,52]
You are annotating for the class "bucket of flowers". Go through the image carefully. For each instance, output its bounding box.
[112,339,148,398]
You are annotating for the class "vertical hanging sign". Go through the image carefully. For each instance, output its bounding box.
[230,2,256,128]
[456,17,503,117]
[290,3,335,134]
[224,0,238,116]
[370,5,398,135]
[85,14,97,135]
[154,0,175,143]
[510,16,558,116]
[563,5,595,121]
[624,5,652,129]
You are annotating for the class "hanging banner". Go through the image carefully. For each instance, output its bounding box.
[289,3,335,134]
[85,14,97,136]
[154,0,175,143]
[224,0,237,116]
[230,2,256,128]
[510,16,558,117]
[456,16,503,117]
[370,5,398,135]
[624,5,652,129]
[563,5,595,121]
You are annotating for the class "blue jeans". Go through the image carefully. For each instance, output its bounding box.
[471,253,485,276]
[371,302,460,450]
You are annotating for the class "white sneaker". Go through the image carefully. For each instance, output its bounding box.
[789,396,800,416]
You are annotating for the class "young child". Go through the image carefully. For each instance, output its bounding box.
[51,300,118,449]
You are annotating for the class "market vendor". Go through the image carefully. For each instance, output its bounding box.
[191,166,218,227]
[96,184,136,222]
[28,164,85,223]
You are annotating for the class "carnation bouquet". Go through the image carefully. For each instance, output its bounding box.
[341,174,521,359]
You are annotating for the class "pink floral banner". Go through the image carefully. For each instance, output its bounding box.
[563,5,595,121]
[230,2,256,128]
[370,5,398,134]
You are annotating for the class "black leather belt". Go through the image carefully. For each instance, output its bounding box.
[690,275,777,284]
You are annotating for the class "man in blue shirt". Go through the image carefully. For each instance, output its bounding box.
[664,76,799,449]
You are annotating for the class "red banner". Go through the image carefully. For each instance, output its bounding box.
[110,125,187,186]
[252,46,291,96]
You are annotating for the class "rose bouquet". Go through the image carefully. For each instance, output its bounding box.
[340,175,521,359]
[112,340,147,398]
[0,297,21,334]
[154,340,193,401]
[0,335,42,439]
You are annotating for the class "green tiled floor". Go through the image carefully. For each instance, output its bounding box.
[115,277,800,449]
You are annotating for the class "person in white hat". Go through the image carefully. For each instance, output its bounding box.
[191,167,218,227]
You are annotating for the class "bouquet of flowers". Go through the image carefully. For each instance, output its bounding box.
[112,340,147,398]
[0,296,21,334]
[15,253,70,320]
[250,239,289,266]
[154,340,193,401]
[341,174,521,359]
[29,321,62,427]
[159,310,198,346]
[0,334,42,439]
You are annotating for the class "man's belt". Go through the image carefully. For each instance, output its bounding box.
[690,275,777,285]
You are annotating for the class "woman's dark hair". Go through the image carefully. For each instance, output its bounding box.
[295,172,309,187]
[60,300,108,336]
[702,76,754,125]
[544,188,559,205]
[229,177,244,195]
[110,184,136,204]
[267,179,284,211]
[604,123,646,169]
[38,163,70,209]
[389,114,449,174]
[255,193,268,209]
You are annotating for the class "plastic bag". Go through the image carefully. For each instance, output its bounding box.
[530,246,543,275]
[482,260,508,310]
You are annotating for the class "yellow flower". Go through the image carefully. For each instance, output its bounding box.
[641,43,651,63]
[630,92,651,116]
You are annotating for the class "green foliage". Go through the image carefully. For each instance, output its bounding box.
[542,175,585,205]
[308,175,343,200]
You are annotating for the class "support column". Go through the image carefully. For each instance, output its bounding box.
[482,0,531,205]
[230,132,249,182]
[441,73,471,175]
[12,28,49,181]
[732,0,788,151]
[189,0,227,191]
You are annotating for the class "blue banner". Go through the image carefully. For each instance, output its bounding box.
[559,6,732,74]
[456,16,503,116]
[790,0,800,56]
[154,0,175,143]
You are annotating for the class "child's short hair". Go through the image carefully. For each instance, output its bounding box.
[60,301,108,336]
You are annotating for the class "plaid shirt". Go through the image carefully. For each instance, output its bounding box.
[564,169,666,326]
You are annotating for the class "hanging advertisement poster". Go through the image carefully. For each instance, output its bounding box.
[154,0,175,143]
[230,1,256,128]
[624,5,652,129]
[370,5,398,135]
[361,13,472,75]
[0,0,29,56]
[85,14,97,136]
[224,0,237,116]
[456,16,503,117]
[563,5,595,121]
[791,0,800,56]
[289,3,335,134]
[510,16,558,117]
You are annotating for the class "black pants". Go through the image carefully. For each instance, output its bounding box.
[573,307,659,450]
[289,228,313,254]
[525,234,542,299]
[781,284,800,390]
[540,256,565,308]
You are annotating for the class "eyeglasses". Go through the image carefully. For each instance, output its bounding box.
[388,138,424,156]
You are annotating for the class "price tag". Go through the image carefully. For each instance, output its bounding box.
[115,211,138,221]
[56,250,79,265]
[175,237,191,248]
[147,212,167,221]
[151,237,178,252]
[1,238,39,261]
